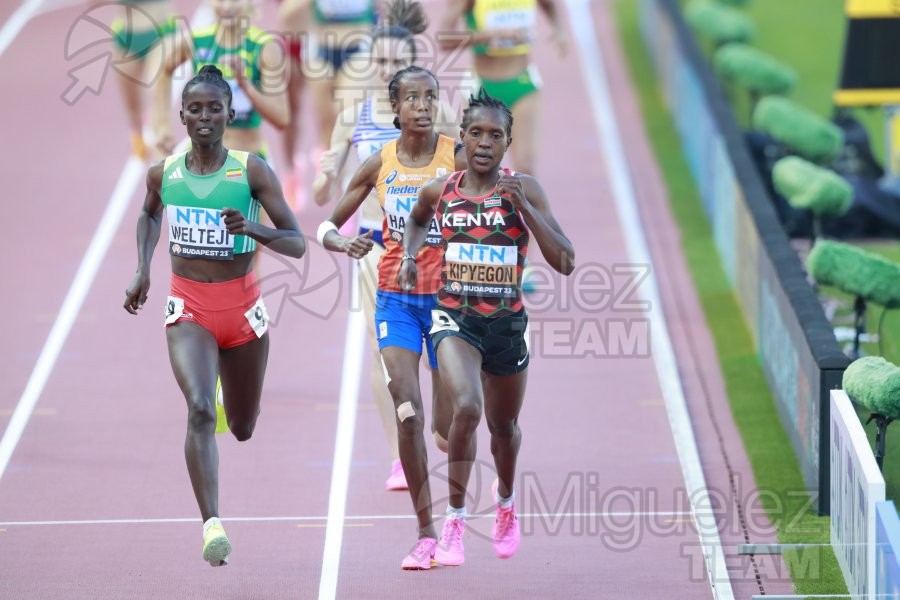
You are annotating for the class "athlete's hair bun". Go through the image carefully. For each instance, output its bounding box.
[371,0,427,63]
[383,0,428,35]
[183,64,233,108]
[197,64,225,79]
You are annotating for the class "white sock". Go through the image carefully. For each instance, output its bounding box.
[203,517,222,535]
[498,490,515,510]
[446,505,466,520]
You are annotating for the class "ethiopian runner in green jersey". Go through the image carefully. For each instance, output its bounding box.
[125,66,305,568]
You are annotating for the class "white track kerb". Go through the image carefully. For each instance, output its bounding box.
[0,0,45,58]
[566,0,736,598]
[318,262,366,600]
[0,4,205,481]
[0,156,144,482]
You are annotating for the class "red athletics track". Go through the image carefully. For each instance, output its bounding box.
[0,0,792,598]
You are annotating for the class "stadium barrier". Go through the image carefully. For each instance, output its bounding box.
[875,500,900,598]
[639,0,851,514]
[830,389,885,598]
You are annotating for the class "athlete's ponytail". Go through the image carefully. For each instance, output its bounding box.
[372,0,428,62]
[183,64,233,108]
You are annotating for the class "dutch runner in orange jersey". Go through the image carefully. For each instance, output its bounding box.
[401,88,574,566]
[312,0,462,494]
[317,66,466,570]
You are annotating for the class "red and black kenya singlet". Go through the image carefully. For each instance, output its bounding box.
[436,169,529,317]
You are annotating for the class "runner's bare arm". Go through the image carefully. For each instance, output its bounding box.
[404,175,444,256]
[124,163,165,314]
[398,175,446,291]
[235,37,290,129]
[150,31,192,154]
[501,173,574,275]
[438,0,530,51]
[230,155,306,258]
[277,0,312,23]
[537,0,567,57]
[438,0,494,50]
[313,104,357,206]
[321,152,382,254]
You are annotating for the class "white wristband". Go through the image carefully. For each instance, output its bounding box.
[317,221,338,246]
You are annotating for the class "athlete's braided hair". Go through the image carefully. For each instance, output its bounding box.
[388,65,438,130]
[183,64,232,108]
[372,0,428,62]
[462,87,513,137]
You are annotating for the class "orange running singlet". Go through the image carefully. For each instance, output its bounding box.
[375,134,456,294]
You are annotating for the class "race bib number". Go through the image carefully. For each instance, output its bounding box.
[382,172,441,246]
[164,296,185,326]
[443,242,518,299]
[356,141,383,164]
[167,205,234,260]
[227,79,253,122]
[481,3,535,51]
[429,309,460,335]
[484,8,535,30]
[244,297,269,338]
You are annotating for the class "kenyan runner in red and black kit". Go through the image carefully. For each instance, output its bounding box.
[399,90,575,568]
[430,168,531,375]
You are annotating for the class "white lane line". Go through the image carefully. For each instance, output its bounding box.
[318,261,366,600]
[0,0,45,59]
[0,156,145,482]
[34,0,89,17]
[0,0,206,484]
[565,1,735,599]
[0,511,693,527]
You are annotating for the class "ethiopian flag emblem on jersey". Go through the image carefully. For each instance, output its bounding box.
[226,168,243,179]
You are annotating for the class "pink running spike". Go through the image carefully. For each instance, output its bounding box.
[401,537,437,570]
[385,459,408,491]
[434,517,466,566]
[492,503,521,559]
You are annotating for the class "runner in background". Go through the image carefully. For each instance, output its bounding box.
[305,0,379,152]
[152,0,290,160]
[99,0,177,160]
[275,0,311,210]
[312,0,459,491]
[438,0,566,291]
[318,66,464,569]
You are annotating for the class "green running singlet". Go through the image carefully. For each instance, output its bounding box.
[161,150,261,260]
